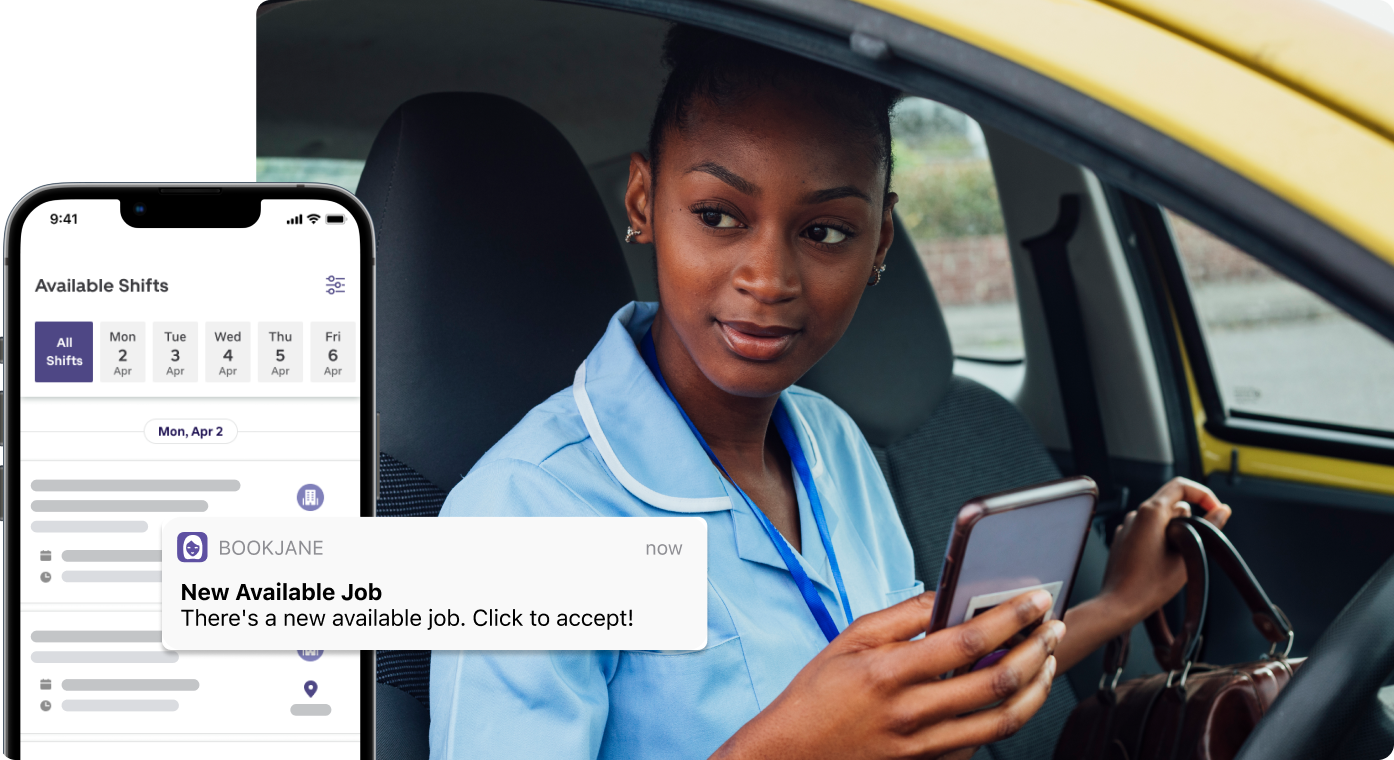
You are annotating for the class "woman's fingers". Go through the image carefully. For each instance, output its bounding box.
[1201,500,1233,529]
[904,654,1057,757]
[836,591,938,650]
[892,619,1064,730]
[881,590,1053,686]
[1147,477,1228,522]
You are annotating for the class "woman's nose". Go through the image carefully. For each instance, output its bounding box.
[731,231,800,304]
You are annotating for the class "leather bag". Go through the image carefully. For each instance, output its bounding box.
[1054,516,1302,760]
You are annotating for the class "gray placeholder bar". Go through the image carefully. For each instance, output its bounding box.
[62,571,161,583]
[33,480,239,492]
[63,700,178,712]
[32,521,147,533]
[32,651,179,664]
[32,631,162,643]
[33,500,208,512]
[63,550,162,562]
[290,704,332,716]
[63,679,199,691]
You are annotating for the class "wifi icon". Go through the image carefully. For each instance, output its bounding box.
[307,214,322,224]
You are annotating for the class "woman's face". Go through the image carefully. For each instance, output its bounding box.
[626,88,896,399]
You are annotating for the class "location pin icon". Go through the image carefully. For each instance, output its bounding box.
[304,680,318,698]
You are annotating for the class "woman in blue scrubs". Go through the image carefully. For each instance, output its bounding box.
[431,25,1231,760]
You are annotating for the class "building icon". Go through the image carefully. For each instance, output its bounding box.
[296,484,324,512]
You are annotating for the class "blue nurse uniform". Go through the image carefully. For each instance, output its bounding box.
[430,301,921,759]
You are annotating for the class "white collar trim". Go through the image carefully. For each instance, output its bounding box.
[572,360,733,514]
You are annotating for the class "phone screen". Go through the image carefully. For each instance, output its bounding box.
[5,188,373,759]
[930,479,1096,638]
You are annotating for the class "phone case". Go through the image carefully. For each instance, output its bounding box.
[928,476,1098,635]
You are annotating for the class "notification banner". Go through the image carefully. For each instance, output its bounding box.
[161,516,707,651]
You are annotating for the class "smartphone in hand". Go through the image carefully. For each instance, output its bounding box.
[927,477,1097,672]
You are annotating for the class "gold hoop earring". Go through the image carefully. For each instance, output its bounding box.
[867,264,886,287]
[624,225,641,244]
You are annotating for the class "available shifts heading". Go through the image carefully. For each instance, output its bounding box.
[35,278,169,293]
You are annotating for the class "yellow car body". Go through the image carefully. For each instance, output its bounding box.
[863,0,1394,262]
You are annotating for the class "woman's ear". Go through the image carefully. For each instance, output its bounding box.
[624,152,655,244]
[875,191,899,268]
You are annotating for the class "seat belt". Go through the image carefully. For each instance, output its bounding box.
[1023,194,1127,514]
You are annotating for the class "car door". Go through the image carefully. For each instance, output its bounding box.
[1109,190,1394,665]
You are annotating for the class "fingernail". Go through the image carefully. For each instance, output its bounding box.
[1045,655,1057,678]
[1030,590,1052,610]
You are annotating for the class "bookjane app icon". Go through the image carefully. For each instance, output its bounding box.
[177,531,208,562]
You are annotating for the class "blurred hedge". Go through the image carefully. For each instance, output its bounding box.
[892,156,1005,242]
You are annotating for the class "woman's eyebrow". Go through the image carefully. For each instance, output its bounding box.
[686,161,759,196]
[803,186,871,204]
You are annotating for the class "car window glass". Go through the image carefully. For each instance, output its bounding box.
[257,157,366,193]
[892,97,1020,361]
[1167,209,1394,435]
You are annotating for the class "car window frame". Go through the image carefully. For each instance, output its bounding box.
[1127,196,1394,467]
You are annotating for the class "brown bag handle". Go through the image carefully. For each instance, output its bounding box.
[1181,516,1293,649]
[1145,517,1294,668]
[1098,516,1295,690]
[1149,519,1210,672]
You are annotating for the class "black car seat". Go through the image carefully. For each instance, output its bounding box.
[798,217,1078,760]
[356,92,636,760]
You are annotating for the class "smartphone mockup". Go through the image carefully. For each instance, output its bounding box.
[3,184,375,759]
[927,476,1097,637]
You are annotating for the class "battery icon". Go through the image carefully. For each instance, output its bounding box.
[326,215,345,225]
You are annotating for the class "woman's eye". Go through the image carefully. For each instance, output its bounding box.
[806,225,847,244]
[698,209,739,228]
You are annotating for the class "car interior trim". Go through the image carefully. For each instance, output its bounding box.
[1225,417,1394,454]
[982,127,1175,467]
[1230,410,1394,444]
[1104,189,1204,479]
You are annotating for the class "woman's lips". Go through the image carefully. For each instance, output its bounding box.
[718,320,799,361]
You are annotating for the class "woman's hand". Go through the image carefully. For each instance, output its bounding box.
[712,589,1064,760]
[1054,477,1233,673]
[1099,477,1231,621]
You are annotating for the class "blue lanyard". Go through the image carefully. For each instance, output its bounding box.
[640,329,854,642]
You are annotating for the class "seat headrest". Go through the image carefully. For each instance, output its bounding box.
[358,92,636,492]
[797,215,954,448]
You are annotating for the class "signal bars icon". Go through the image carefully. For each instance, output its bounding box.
[286,214,323,225]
